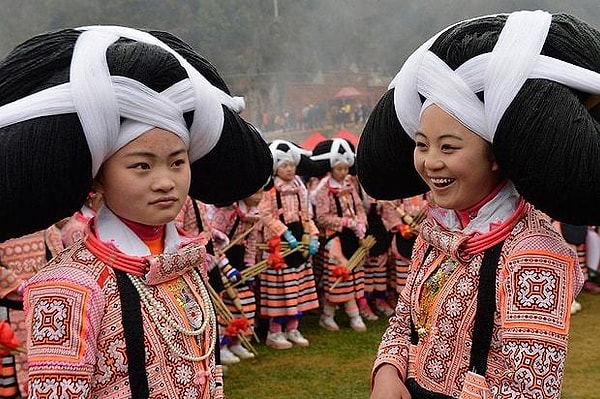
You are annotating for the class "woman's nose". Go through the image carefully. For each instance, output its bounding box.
[151,171,176,191]
[423,153,444,170]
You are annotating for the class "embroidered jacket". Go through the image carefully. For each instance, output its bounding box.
[210,201,262,266]
[24,209,223,399]
[312,174,366,236]
[260,175,318,239]
[373,186,583,398]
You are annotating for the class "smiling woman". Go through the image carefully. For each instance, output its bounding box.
[356,10,600,399]
[414,105,502,211]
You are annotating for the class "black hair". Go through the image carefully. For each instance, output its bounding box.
[358,13,600,224]
[0,28,272,240]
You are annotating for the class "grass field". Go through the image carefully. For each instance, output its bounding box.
[224,292,600,399]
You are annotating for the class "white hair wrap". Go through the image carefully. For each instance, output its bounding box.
[269,139,312,173]
[0,25,245,176]
[390,10,600,143]
[311,138,355,168]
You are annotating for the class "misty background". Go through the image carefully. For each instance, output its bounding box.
[1,0,598,129]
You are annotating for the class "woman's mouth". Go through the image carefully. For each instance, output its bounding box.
[150,196,179,205]
[429,177,455,188]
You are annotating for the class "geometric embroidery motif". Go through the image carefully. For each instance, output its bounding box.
[28,282,89,363]
[500,338,565,397]
[29,374,89,398]
[503,252,571,333]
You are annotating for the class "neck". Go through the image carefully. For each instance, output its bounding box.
[455,180,507,228]
[118,216,165,241]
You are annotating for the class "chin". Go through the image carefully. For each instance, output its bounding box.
[430,196,456,210]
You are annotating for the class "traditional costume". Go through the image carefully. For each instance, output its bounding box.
[259,140,320,348]
[0,26,272,398]
[311,138,368,332]
[357,191,394,320]
[207,198,261,362]
[379,195,429,294]
[0,231,50,398]
[358,10,594,398]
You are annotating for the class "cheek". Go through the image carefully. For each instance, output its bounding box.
[413,152,424,175]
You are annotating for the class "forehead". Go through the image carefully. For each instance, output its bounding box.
[116,128,187,155]
[332,162,349,169]
[417,104,481,142]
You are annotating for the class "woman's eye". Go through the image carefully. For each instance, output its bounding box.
[415,142,427,149]
[172,159,187,167]
[441,144,457,152]
[132,163,150,170]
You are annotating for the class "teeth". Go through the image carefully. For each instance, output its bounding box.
[430,178,454,185]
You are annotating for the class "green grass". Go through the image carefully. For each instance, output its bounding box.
[224,293,600,399]
[562,292,600,399]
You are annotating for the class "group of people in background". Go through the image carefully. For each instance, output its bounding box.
[260,102,370,133]
[553,222,600,314]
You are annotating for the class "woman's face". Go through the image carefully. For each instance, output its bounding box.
[95,128,191,226]
[276,160,296,182]
[331,163,350,183]
[414,104,501,210]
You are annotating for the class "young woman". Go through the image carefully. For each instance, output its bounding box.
[379,194,429,297]
[258,140,320,349]
[0,26,271,398]
[209,190,264,363]
[311,138,368,332]
[357,11,598,399]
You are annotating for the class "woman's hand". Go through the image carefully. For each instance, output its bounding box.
[370,365,411,399]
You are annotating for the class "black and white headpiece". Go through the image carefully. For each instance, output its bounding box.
[358,11,600,224]
[0,26,272,240]
[269,139,312,174]
[311,138,355,168]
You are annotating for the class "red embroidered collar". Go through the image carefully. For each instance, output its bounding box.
[84,222,148,277]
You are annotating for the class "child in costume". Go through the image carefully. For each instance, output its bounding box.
[379,195,429,297]
[0,230,50,399]
[175,195,255,365]
[552,221,600,314]
[358,192,394,320]
[358,11,595,398]
[209,190,264,363]
[0,26,272,398]
[258,140,320,349]
[311,138,368,332]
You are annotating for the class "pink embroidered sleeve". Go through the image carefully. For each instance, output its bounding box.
[242,221,261,264]
[24,268,106,398]
[259,191,287,238]
[495,235,580,398]
[313,186,344,232]
[380,201,404,232]
[210,207,234,235]
[0,268,21,298]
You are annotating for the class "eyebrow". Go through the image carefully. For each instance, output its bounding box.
[415,131,464,141]
[124,148,188,158]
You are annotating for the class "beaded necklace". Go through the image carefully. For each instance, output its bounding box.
[414,256,459,338]
[128,268,216,362]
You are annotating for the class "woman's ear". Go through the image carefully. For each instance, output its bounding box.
[492,160,501,172]
[91,174,104,195]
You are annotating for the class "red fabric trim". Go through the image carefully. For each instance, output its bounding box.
[462,198,528,255]
[84,221,148,277]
